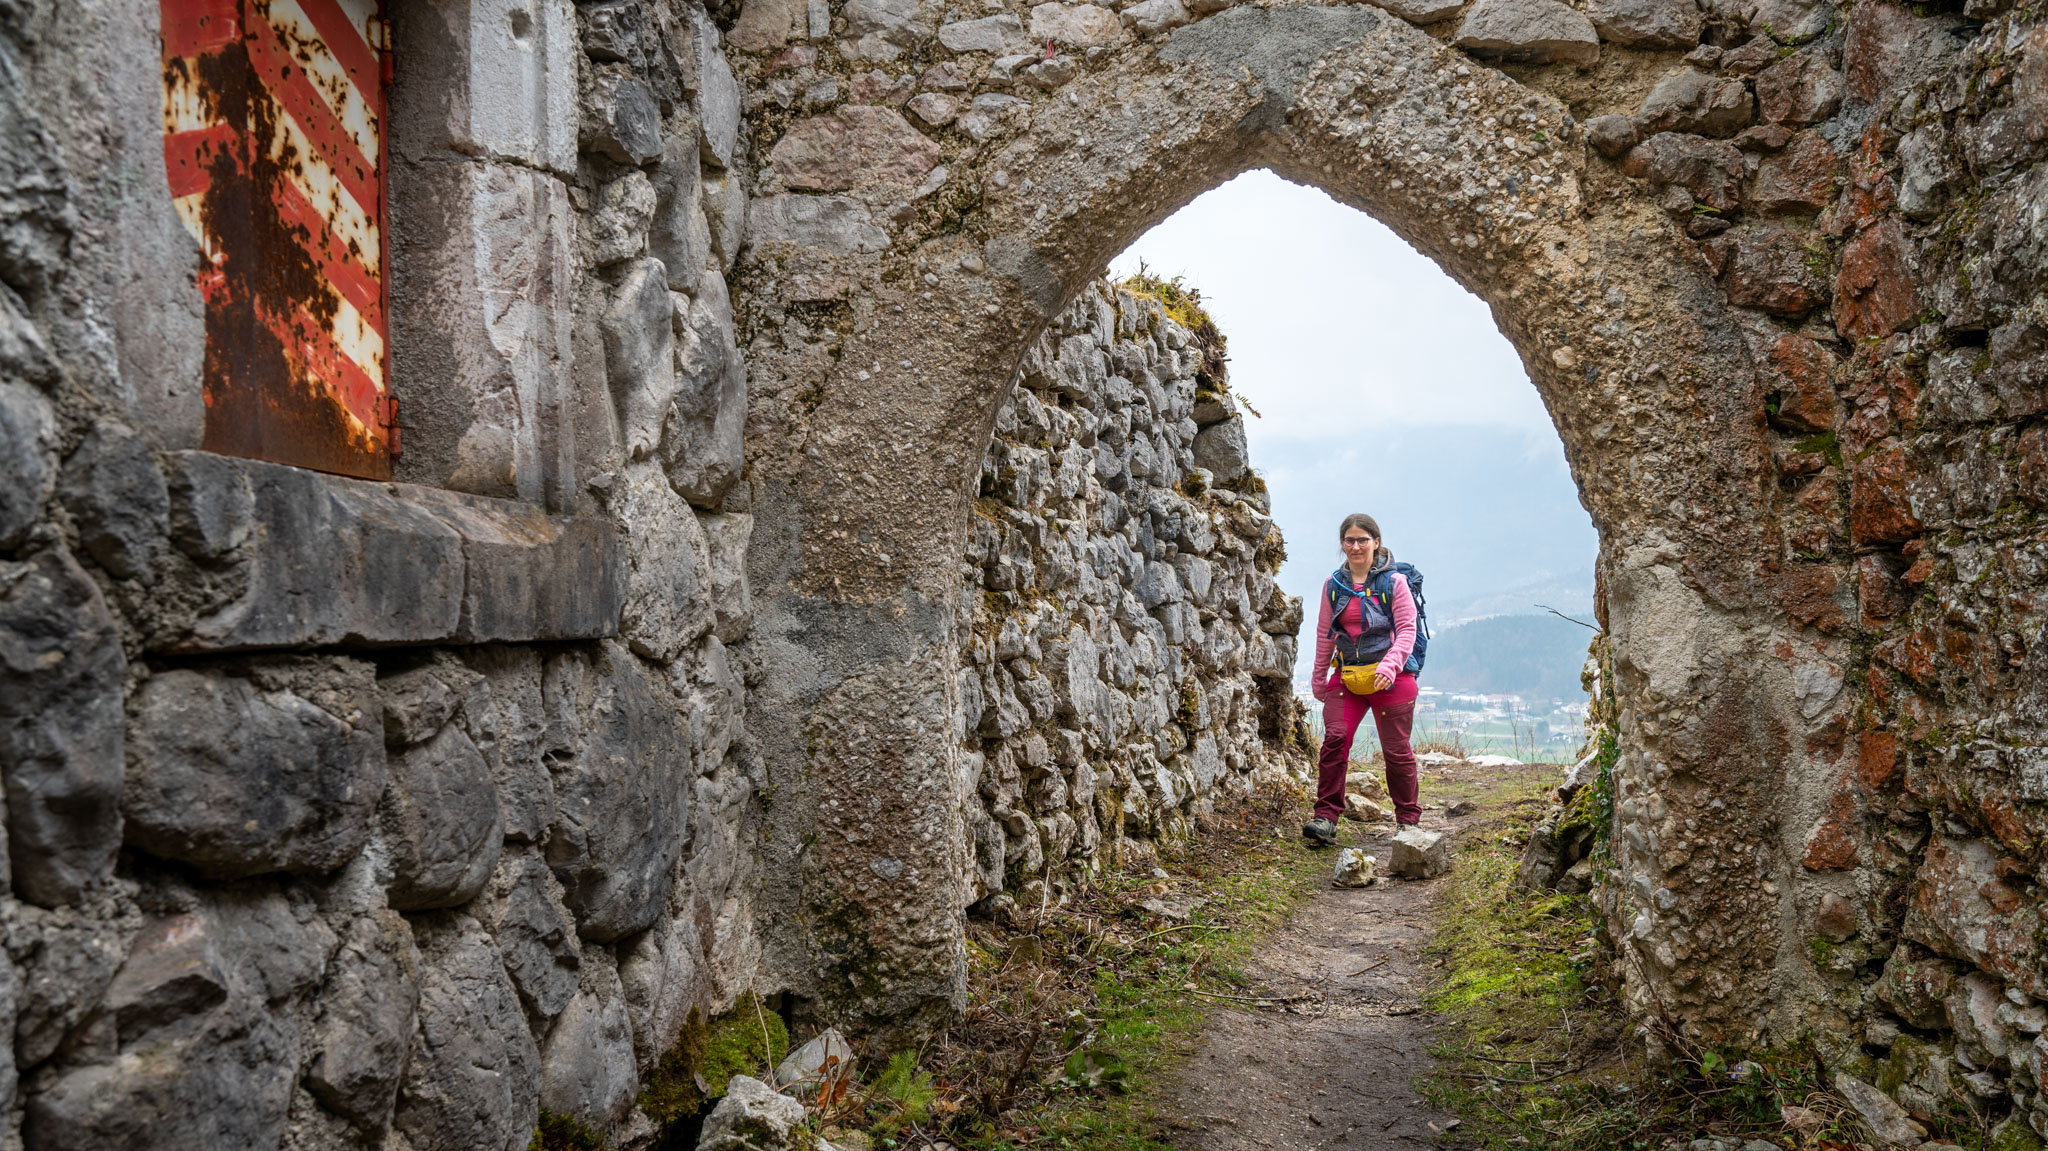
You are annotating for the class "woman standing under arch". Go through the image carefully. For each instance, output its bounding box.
[1304,513,1423,847]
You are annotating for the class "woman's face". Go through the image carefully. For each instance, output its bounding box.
[1341,527,1377,568]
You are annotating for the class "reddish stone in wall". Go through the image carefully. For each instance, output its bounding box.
[1708,227,1826,316]
[1763,334,1841,431]
[1836,220,1921,340]
[1775,563,1845,633]
[1903,834,2047,998]
[1802,776,1860,869]
[1849,441,1922,545]
[1857,552,1908,625]
[1856,729,1900,792]
[1753,131,1839,217]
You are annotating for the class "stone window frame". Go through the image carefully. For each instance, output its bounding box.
[146,0,623,658]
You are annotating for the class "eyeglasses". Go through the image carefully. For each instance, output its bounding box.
[1341,537,1376,548]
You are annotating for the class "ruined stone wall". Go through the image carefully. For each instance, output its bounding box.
[953,281,1308,914]
[0,2,763,1148]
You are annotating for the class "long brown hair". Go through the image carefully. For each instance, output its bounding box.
[1337,513,1381,543]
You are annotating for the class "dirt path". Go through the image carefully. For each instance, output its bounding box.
[1154,812,1474,1150]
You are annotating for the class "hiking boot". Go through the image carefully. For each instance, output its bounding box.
[1301,817,1338,847]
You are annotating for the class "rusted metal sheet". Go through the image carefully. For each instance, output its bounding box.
[162,0,395,479]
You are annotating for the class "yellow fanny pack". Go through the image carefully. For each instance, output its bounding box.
[1334,659,1379,695]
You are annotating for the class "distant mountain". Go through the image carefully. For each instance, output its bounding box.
[1426,567,1596,627]
[1421,613,1597,703]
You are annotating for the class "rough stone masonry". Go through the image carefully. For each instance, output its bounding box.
[0,0,2044,1145]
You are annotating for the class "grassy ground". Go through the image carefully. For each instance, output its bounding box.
[830,783,1333,1150]
[1414,767,1873,1151]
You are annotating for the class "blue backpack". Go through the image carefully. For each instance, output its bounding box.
[1325,561,1431,675]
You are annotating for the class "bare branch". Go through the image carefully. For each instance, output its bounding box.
[1535,604,1600,632]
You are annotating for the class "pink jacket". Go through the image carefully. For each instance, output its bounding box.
[1311,568,1417,701]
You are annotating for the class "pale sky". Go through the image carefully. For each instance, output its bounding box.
[1105,169,1600,686]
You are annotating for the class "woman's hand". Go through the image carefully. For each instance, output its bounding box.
[1372,662,1397,693]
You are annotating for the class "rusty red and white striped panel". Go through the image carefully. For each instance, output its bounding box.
[161,0,394,480]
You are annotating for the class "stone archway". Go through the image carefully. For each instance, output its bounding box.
[739,0,1847,1046]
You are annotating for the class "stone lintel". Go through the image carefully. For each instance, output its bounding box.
[158,452,621,652]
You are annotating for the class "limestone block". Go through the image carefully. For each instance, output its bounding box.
[1364,0,1466,22]
[1704,225,1825,316]
[603,258,680,463]
[461,647,556,844]
[1833,1072,1927,1147]
[15,894,135,1068]
[542,642,692,941]
[0,544,125,905]
[392,0,578,175]
[1453,0,1600,65]
[1903,835,2045,998]
[649,133,711,294]
[1895,125,1956,221]
[0,380,54,549]
[59,420,170,581]
[699,1076,807,1151]
[939,13,1031,52]
[1333,848,1377,887]
[700,512,756,642]
[25,890,327,1149]
[1390,825,1452,878]
[1192,416,1248,480]
[393,919,543,1151]
[1622,132,1745,211]
[1585,114,1640,158]
[1029,2,1126,46]
[906,91,961,126]
[730,0,806,52]
[614,463,715,662]
[383,724,504,910]
[583,71,664,166]
[125,663,383,879]
[1587,0,1699,45]
[540,960,640,1131]
[398,484,625,646]
[663,271,748,509]
[691,8,743,169]
[617,912,705,1072]
[746,194,891,256]
[590,171,657,268]
[1755,53,1843,126]
[767,107,942,198]
[703,169,749,272]
[478,850,582,1029]
[1636,68,1753,137]
[388,160,573,503]
[1749,0,1831,43]
[306,910,421,1133]
[846,0,942,48]
[582,0,650,65]
[1344,794,1386,822]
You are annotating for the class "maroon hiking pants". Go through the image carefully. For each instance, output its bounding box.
[1315,673,1422,825]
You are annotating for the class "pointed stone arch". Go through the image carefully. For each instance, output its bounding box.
[740,0,1828,1045]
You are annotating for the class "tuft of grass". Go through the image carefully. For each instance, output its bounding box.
[530,1110,608,1151]
[1119,263,1230,395]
